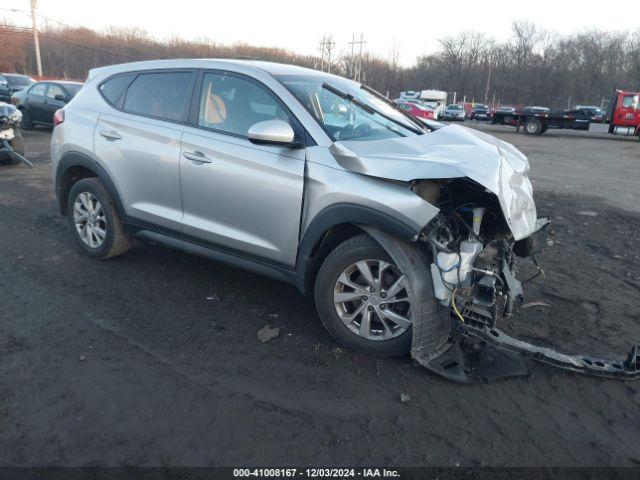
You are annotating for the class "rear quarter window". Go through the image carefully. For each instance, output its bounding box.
[123,72,193,122]
[99,74,135,108]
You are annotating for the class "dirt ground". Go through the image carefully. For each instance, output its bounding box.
[1,123,640,467]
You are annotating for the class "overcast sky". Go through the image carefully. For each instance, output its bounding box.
[3,0,638,65]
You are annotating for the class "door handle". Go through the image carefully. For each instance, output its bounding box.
[183,150,213,163]
[99,129,123,140]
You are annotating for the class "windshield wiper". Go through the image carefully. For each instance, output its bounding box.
[322,83,424,135]
[360,85,429,133]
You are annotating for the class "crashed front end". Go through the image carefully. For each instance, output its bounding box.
[414,176,555,382]
[334,124,639,382]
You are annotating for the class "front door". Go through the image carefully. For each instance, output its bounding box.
[180,71,306,267]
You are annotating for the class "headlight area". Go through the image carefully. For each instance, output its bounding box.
[9,108,23,126]
[412,178,526,329]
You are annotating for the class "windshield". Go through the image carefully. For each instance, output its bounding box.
[275,74,423,142]
[448,104,462,110]
[474,104,488,109]
[4,74,34,88]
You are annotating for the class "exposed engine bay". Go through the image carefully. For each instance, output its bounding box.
[404,178,640,383]
[0,102,31,168]
[331,122,639,383]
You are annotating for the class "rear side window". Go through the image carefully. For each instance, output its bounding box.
[47,84,65,99]
[100,74,134,108]
[29,83,47,96]
[123,72,193,122]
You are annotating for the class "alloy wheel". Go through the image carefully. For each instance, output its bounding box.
[73,192,107,248]
[333,259,411,340]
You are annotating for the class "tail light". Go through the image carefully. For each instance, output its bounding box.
[53,108,65,126]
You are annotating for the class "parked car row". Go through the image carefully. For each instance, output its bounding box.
[0,73,35,103]
[12,80,83,129]
[490,93,639,139]
[1,72,86,130]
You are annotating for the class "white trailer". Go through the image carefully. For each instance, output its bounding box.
[400,90,448,119]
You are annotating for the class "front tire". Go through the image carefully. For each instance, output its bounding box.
[67,178,132,259]
[314,234,413,357]
[20,109,34,130]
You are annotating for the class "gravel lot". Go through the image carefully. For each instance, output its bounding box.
[1,122,639,467]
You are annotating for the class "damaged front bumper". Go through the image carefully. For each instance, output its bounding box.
[0,135,32,168]
[422,218,640,383]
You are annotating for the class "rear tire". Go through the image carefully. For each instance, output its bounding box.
[67,178,132,260]
[524,118,543,135]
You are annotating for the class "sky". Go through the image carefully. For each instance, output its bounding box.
[2,0,638,66]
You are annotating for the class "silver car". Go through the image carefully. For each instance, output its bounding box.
[51,59,546,368]
[443,104,466,121]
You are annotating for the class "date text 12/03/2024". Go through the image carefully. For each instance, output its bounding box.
[233,468,401,478]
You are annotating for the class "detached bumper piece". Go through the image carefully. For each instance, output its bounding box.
[469,326,640,380]
[422,327,640,383]
[0,138,32,168]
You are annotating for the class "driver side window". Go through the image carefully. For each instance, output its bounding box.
[197,73,289,137]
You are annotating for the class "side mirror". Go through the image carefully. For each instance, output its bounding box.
[54,94,67,102]
[247,119,299,147]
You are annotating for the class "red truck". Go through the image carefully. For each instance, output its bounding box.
[607,90,640,140]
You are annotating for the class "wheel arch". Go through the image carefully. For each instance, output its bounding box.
[295,203,422,294]
[55,152,124,217]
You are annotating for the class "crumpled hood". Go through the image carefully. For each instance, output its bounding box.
[330,124,537,240]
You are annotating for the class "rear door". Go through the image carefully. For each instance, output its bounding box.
[94,70,196,232]
[26,83,48,123]
[179,71,306,266]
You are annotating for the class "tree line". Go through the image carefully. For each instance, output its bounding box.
[1,20,639,108]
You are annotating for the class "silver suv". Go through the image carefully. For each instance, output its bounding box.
[51,59,547,363]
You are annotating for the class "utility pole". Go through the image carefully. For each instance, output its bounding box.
[348,33,366,82]
[319,35,335,73]
[349,34,356,79]
[319,36,326,72]
[484,55,492,104]
[357,33,365,82]
[30,0,43,76]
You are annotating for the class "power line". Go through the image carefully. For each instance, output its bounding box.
[0,7,170,60]
[0,25,142,61]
